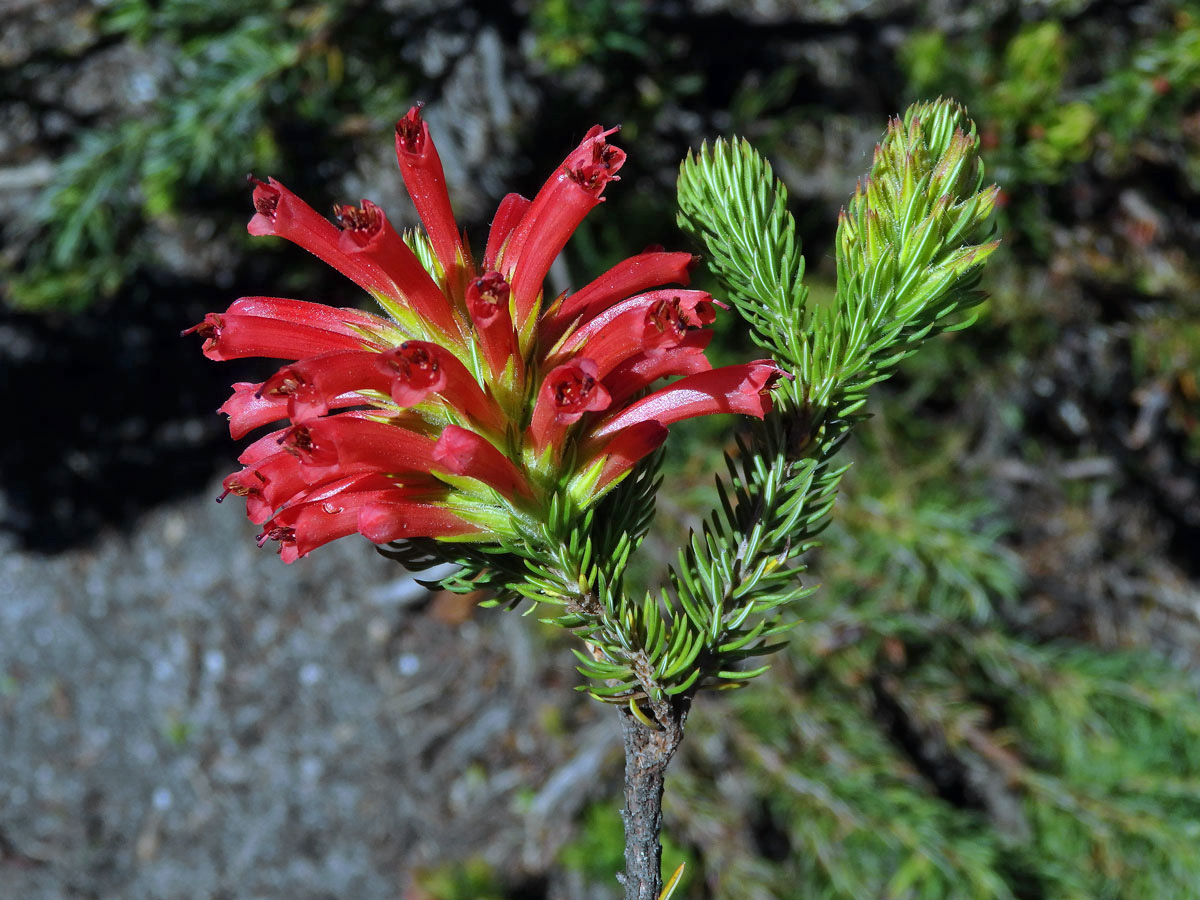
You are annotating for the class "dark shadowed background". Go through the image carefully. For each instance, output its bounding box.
[2,1,1198,898]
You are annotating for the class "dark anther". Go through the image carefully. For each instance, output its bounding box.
[395,104,426,153]
[334,202,382,234]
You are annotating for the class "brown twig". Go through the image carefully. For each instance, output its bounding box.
[617,695,690,900]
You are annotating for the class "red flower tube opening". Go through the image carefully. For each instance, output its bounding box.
[529,359,612,455]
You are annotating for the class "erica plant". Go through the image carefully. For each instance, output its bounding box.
[187,98,999,898]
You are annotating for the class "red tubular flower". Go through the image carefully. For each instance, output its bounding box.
[588,421,670,494]
[529,359,612,455]
[357,497,482,545]
[394,105,465,278]
[191,108,779,560]
[183,297,388,361]
[545,250,698,337]
[603,331,714,406]
[334,200,461,338]
[503,126,626,328]
[247,178,398,298]
[375,342,503,432]
[182,310,370,361]
[224,296,388,333]
[220,382,289,439]
[466,272,518,378]
[590,362,782,442]
[259,350,391,422]
[484,193,532,271]
[279,415,439,476]
[555,290,717,378]
[220,451,315,524]
[263,475,474,562]
[238,426,293,466]
[561,290,715,349]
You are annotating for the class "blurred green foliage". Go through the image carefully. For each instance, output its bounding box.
[902,13,1200,195]
[713,423,1200,899]
[530,0,650,71]
[8,0,411,311]
[553,411,1200,898]
[1131,315,1200,459]
[414,857,508,900]
[560,802,694,891]
[899,6,1200,459]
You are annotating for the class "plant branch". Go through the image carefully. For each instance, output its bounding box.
[617,698,690,900]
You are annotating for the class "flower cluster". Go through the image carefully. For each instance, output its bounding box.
[187,106,779,561]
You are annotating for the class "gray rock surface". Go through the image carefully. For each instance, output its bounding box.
[0,481,618,898]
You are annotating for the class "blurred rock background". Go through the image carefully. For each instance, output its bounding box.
[1,1,1198,898]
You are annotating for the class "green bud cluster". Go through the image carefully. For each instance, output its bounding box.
[836,98,1000,347]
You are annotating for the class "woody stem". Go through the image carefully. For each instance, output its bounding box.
[618,698,689,900]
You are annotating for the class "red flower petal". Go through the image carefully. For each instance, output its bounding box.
[590,362,781,441]
[433,425,532,501]
[334,199,460,337]
[546,250,697,336]
[394,105,465,278]
[484,192,531,272]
